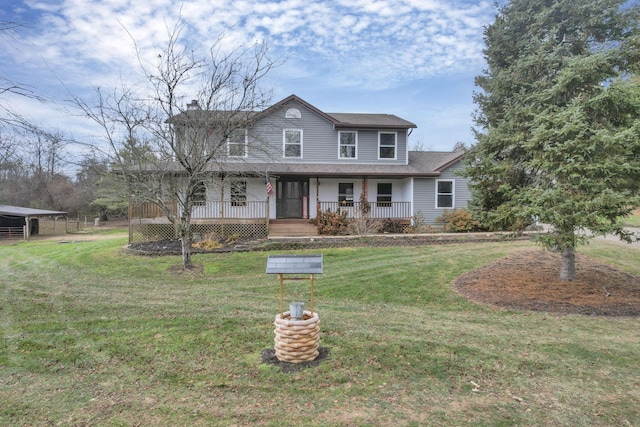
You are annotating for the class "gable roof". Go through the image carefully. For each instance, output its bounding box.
[250,94,339,125]
[260,94,417,129]
[168,94,417,130]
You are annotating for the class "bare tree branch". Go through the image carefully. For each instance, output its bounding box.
[73,17,278,269]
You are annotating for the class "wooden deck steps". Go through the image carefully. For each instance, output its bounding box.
[268,219,318,237]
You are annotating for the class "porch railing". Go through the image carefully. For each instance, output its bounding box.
[317,201,412,220]
[191,201,268,219]
[132,200,411,221]
[132,201,268,220]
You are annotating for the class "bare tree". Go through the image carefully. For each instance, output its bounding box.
[0,19,45,103]
[75,20,276,269]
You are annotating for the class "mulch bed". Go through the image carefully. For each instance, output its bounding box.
[261,347,331,372]
[454,249,640,317]
[125,233,530,255]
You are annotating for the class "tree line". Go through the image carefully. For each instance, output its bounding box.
[0,121,126,220]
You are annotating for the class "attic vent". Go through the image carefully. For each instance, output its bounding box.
[285,108,301,119]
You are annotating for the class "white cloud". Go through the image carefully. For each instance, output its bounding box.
[1,0,496,149]
[7,0,494,90]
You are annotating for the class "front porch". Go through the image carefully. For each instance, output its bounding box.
[129,200,412,242]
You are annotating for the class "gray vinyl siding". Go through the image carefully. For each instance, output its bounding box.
[246,100,333,162]
[412,162,471,225]
[245,100,408,164]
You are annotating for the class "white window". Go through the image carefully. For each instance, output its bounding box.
[285,108,301,119]
[230,180,247,207]
[378,132,397,159]
[339,131,357,159]
[377,183,392,207]
[283,129,303,158]
[338,183,354,207]
[193,181,207,206]
[227,128,247,157]
[436,180,454,208]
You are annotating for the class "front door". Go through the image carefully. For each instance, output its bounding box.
[276,179,308,218]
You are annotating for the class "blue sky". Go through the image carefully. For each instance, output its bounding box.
[1,0,498,152]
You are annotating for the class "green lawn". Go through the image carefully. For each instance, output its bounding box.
[1,235,639,426]
[621,210,640,228]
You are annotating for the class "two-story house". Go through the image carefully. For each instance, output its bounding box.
[129,94,471,241]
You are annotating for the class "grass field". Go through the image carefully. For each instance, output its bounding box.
[622,210,640,228]
[1,232,639,426]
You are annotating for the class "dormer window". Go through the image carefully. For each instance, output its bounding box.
[285,108,301,119]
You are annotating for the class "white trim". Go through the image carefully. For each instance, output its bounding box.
[338,130,358,159]
[338,182,355,205]
[376,182,392,205]
[378,131,397,160]
[435,179,455,208]
[283,129,303,158]
[229,179,247,206]
[285,108,301,119]
[193,180,207,206]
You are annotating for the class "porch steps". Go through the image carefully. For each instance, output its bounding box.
[268,219,318,237]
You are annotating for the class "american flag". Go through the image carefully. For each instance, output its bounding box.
[265,175,274,196]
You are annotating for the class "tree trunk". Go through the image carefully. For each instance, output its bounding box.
[559,247,576,281]
[181,235,192,269]
[178,220,193,270]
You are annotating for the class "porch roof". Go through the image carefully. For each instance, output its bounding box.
[222,151,463,178]
[130,151,464,178]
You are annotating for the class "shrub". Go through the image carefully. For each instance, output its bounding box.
[317,209,351,235]
[192,239,223,250]
[380,219,405,234]
[436,209,483,232]
[225,233,240,244]
[349,216,382,235]
[406,212,433,234]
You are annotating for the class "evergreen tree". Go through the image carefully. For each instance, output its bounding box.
[464,0,640,280]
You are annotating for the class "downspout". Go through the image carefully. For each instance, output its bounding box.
[406,128,413,165]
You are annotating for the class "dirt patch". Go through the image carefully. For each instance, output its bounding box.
[261,347,331,372]
[167,263,204,276]
[454,249,640,316]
